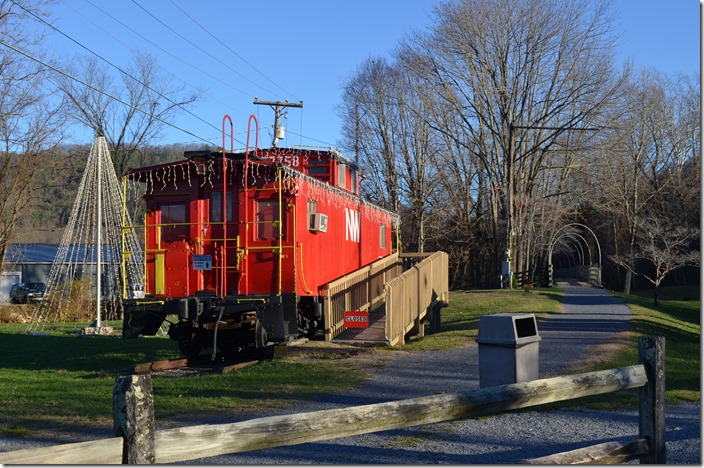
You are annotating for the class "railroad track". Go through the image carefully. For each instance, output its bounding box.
[89,339,309,378]
[87,355,260,379]
[132,355,260,375]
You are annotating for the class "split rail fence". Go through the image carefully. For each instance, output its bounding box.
[0,336,666,464]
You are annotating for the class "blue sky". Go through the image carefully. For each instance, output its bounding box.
[36,0,701,150]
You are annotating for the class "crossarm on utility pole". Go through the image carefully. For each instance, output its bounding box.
[253,98,303,148]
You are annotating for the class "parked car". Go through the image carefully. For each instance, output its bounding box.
[9,282,46,304]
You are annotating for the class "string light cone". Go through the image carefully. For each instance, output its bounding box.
[25,136,143,335]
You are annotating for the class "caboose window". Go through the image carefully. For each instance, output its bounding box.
[160,203,187,242]
[256,200,285,240]
[210,191,233,222]
[380,223,387,249]
[350,167,359,194]
[308,166,328,175]
[307,198,318,214]
[337,163,347,188]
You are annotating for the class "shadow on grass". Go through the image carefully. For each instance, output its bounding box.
[0,331,176,372]
[440,318,479,333]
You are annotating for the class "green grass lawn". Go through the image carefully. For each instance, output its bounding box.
[613,287,700,403]
[0,323,371,436]
[397,287,563,350]
[0,283,698,439]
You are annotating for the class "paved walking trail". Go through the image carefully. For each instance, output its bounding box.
[273,279,635,406]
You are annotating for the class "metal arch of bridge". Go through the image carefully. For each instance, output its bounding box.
[548,223,602,286]
[552,232,593,266]
[552,235,581,267]
[554,235,581,266]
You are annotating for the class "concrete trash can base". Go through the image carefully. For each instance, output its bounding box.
[476,313,541,388]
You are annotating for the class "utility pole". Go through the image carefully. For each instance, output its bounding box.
[253,98,303,148]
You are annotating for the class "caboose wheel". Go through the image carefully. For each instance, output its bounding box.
[303,318,319,339]
[178,335,203,359]
[254,320,274,360]
[174,326,203,359]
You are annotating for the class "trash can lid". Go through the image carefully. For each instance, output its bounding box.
[476,313,541,345]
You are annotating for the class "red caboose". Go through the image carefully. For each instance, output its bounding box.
[122,129,397,358]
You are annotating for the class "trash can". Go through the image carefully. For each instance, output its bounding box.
[476,313,541,388]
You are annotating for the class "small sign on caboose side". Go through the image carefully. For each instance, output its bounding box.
[192,254,212,271]
[343,311,369,328]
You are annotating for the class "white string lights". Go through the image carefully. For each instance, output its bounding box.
[123,148,399,228]
[25,136,143,334]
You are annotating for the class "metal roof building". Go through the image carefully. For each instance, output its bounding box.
[1,243,123,304]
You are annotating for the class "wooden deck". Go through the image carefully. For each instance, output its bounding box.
[332,303,388,345]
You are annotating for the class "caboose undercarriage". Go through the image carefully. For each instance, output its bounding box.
[122,293,322,360]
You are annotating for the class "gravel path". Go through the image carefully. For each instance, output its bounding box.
[1,280,700,463]
[187,280,700,464]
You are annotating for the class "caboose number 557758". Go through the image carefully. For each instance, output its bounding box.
[121,115,397,359]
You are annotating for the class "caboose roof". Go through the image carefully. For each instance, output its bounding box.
[125,146,358,177]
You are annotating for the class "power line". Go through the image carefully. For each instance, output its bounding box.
[10,0,226,143]
[78,0,329,148]
[286,128,335,147]
[168,0,300,101]
[78,0,254,112]
[130,0,286,101]
[13,1,334,149]
[0,37,213,146]
[130,1,327,146]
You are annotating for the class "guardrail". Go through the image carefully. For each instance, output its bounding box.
[0,336,666,464]
[553,265,601,285]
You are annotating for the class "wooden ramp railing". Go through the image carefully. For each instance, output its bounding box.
[321,253,401,341]
[386,252,449,346]
[321,252,449,345]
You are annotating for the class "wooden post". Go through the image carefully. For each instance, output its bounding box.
[414,315,425,339]
[638,335,666,464]
[428,302,441,334]
[113,374,156,464]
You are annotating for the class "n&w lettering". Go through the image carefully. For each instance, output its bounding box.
[345,208,360,243]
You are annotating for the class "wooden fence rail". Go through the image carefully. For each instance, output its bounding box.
[0,336,665,465]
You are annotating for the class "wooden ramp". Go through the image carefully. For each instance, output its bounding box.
[332,303,388,345]
[322,252,448,347]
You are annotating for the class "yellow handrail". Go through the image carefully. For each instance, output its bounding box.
[277,165,283,295]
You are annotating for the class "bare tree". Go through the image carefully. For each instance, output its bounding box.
[0,0,67,263]
[339,57,440,252]
[400,0,627,282]
[340,58,400,213]
[587,68,700,291]
[611,215,699,303]
[55,51,201,176]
